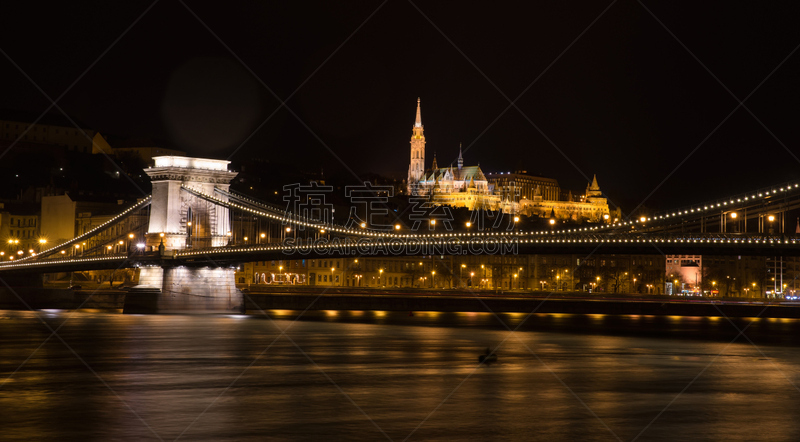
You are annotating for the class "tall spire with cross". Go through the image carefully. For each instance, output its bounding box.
[458,143,463,170]
[407,97,426,195]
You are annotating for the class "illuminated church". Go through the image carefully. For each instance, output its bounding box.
[406,99,499,210]
[405,98,612,221]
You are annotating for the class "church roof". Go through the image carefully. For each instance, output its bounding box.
[423,165,486,182]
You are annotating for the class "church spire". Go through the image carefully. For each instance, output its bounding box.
[407,97,426,195]
[458,143,463,170]
[431,152,438,170]
[415,97,422,128]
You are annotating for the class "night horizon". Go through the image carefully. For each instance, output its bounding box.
[2,1,799,212]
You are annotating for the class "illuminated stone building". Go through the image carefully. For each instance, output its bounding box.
[515,175,611,222]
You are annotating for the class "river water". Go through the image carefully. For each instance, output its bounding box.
[2,309,800,441]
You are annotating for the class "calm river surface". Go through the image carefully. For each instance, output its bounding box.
[2,309,800,441]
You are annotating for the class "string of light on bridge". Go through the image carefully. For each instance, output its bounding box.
[0,255,129,269]
[4,179,798,270]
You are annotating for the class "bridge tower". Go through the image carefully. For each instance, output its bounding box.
[144,156,238,251]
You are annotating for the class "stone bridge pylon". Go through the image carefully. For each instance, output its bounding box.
[129,156,242,314]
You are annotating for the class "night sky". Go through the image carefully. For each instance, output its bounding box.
[2,1,799,212]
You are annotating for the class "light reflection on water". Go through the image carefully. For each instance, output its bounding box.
[0,309,799,441]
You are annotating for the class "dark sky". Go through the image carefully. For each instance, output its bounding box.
[2,1,799,212]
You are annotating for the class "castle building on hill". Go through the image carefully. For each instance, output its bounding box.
[405,98,613,221]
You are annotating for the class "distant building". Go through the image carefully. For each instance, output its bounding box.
[0,201,40,259]
[40,194,131,246]
[485,171,560,201]
[515,174,611,222]
[0,114,111,154]
[666,254,703,294]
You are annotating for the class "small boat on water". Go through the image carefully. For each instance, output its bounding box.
[478,353,497,363]
[478,347,497,363]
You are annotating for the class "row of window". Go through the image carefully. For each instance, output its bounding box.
[7,229,37,239]
[8,218,36,227]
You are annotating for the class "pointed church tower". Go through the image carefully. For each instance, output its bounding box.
[431,152,438,170]
[458,143,463,170]
[407,98,426,194]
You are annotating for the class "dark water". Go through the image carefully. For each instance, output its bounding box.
[2,309,800,441]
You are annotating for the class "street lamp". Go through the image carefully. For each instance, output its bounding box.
[460,264,466,287]
[513,273,518,289]
[431,270,436,288]
[379,268,384,287]
[331,267,336,286]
